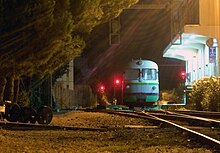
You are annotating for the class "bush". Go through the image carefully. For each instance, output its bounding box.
[161,84,184,104]
[189,76,220,111]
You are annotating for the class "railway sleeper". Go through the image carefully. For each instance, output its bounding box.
[188,120,212,127]
[210,122,220,129]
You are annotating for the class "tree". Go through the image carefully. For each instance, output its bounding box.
[0,0,82,102]
[0,0,138,104]
[0,0,56,101]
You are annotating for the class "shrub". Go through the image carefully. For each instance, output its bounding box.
[189,76,220,111]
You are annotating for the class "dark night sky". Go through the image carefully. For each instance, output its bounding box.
[77,8,185,90]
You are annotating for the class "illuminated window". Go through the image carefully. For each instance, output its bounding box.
[142,69,157,80]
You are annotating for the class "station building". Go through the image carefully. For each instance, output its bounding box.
[163,0,220,85]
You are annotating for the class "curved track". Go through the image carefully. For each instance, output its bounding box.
[99,109,220,150]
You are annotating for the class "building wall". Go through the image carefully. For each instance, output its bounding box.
[56,60,74,90]
[53,58,96,109]
[184,0,220,76]
[53,60,75,109]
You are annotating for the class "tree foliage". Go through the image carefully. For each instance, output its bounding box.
[71,0,138,34]
[0,0,138,103]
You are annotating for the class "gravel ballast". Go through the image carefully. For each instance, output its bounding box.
[0,110,213,153]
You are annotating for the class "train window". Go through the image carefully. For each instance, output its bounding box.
[142,69,157,80]
[124,69,140,80]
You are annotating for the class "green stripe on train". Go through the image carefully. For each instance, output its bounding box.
[124,95,159,102]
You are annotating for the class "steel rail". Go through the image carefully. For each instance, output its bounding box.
[0,121,107,131]
[4,109,220,150]
[164,110,220,128]
[139,110,220,128]
[141,111,220,150]
[0,119,158,131]
[99,110,220,150]
[168,110,220,118]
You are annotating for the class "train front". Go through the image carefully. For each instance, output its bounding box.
[123,59,159,108]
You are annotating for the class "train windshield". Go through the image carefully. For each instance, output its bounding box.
[124,69,139,80]
[142,68,157,80]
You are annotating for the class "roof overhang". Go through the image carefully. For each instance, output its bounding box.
[163,33,210,61]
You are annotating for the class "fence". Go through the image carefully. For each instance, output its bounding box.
[53,82,97,110]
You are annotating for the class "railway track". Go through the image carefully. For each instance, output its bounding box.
[144,110,220,150]
[0,121,107,131]
[146,110,220,128]
[97,109,220,151]
[167,110,220,118]
[1,109,220,151]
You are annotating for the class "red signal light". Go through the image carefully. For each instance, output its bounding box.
[100,85,105,91]
[100,86,105,90]
[115,80,120,84]
[180,71,186,79]
[115,79,120,84]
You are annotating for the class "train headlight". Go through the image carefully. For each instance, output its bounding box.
[152,86,156,90]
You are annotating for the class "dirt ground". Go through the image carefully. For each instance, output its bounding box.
[0,110,214,153]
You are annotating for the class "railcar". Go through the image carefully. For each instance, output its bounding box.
[123,59,159,108]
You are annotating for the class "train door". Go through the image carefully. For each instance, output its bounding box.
[142,68,159,102]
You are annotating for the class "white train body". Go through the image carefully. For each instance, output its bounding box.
[123,59,159,107]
